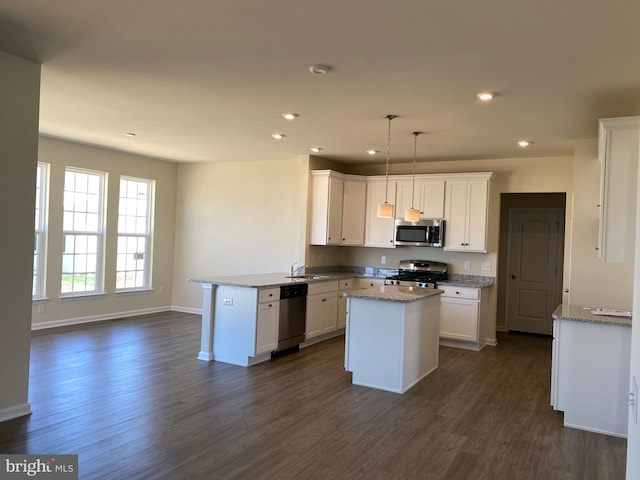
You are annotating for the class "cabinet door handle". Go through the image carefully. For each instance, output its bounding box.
[322,298,327,302]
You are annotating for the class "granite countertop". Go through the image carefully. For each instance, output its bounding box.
[552,304,632,327]
[345,285,443,303]
[187,271,357,288]
[439,274,494,289]
[187,270,495,290]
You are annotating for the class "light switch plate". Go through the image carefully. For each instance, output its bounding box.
[464,261,470,270]
[481,262,491,271]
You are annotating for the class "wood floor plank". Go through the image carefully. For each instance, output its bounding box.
[0,312,627,479]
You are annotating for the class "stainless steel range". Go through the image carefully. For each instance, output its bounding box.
[384,260,448,288]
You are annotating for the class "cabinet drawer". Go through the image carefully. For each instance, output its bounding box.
[439,285,479,300]
[338,278,355,290]
[308,280,339,295]
[359,278,385,289]
[258,288,280,303]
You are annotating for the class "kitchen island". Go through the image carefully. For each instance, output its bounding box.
[344,285,443,394]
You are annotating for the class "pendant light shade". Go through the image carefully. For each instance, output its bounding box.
[377,202,394,218]
[404,207,421,222]
[377,114,397,218]
[404,131,423,222]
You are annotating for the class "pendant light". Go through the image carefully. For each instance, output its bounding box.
[377,114,397,218]
[404,131,423,222]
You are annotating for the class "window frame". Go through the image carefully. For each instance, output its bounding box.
[60,166,107,297]
[115,176,155,292]
[33,162,50,300]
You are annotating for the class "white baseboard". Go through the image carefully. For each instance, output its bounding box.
[31,306,173,330]
[300,329,345,348]
[0,403,32,422]
[171,305,202,315]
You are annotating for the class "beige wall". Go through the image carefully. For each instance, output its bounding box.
[32,137,178,327]
[172,157,310,311]
[568,140,634,309]
[0,51,40,420]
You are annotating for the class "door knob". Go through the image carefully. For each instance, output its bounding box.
[564,289,569,293]
[511,274,517,279]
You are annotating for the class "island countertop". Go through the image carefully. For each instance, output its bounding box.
[345,285,443,303]
[552,304,632,327]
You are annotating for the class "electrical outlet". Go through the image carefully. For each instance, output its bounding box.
[632,376,638,425]
[481,262,491,271]
[158,286,164,295]
[223,298,233,306]
[37,304,44,314]
[381,256,386,264]
[464,261,470,270]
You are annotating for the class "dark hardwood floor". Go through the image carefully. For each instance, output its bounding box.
[0,312,627,479]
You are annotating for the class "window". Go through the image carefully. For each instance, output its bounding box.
[33,162,49,298]
[116,177,154,290]
[61,168,106,294]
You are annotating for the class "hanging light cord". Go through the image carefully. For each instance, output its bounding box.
[384,115,396,202]
[411,131,422,209]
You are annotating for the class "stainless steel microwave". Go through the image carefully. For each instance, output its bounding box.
[394,219,445,247]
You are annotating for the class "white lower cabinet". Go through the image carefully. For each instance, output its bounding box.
[337,278,355,329]
[439,285,491,351]
[306,281,339,339]
[209,285,281,366]
[255,288,280,355]
[551,318,631,437]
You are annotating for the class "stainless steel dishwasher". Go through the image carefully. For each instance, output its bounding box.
[277,283,308,351]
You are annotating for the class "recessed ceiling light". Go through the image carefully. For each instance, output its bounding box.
[282,113,298,120]
[272,133,285,140]
[309,65,330,74]
[310,147,322,153]
[517,140,530,147]
[476,92,495,101]
[366,149,378,155]
[123,132,136,137]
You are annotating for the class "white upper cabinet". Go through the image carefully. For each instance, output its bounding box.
[444,173,492,252]
[310,171,366,246]
[597,116,640,263]
[310,170,492,251]
[364,178,396,248]
[341,178,367,245]
[310,170,343,245]
[396,178,446,219]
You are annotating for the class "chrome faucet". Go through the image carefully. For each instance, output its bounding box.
[290,262,307,276]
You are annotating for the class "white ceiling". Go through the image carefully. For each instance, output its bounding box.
[1,0,640,164]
